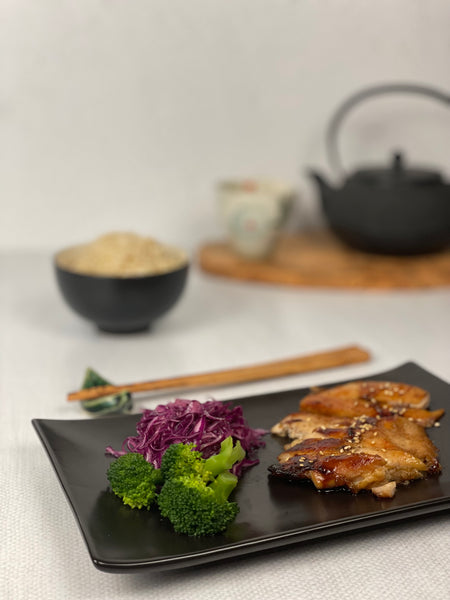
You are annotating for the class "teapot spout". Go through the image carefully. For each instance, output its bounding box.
[308,169,334,194]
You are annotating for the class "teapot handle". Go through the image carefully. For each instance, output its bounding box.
[326,83,450,177]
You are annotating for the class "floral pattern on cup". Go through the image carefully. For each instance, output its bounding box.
[219,179,294,259]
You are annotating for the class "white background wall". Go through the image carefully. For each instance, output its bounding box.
[2,0,450,252]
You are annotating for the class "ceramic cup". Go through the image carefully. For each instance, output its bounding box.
[218,179,294,259]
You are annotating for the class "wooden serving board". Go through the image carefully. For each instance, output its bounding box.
[198,231,450,289]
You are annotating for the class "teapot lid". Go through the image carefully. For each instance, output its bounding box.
[349,152,443,186]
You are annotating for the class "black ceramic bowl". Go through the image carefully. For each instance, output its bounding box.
[54,259,189,333]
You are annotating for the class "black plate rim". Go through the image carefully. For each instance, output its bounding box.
[88,496,450,572]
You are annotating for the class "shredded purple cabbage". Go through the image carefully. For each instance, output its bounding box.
[105,398,267,476]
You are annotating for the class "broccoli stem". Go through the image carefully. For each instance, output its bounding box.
[203,436,245,476]
[209,471,238,502]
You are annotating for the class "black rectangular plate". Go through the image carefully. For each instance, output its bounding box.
[32,362,450,573]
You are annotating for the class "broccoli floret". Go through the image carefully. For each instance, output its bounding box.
[157,471,239,536]
[160,442,207,481]
[160,436,245,481]
[107,453,163,510]
[157,436,245,536]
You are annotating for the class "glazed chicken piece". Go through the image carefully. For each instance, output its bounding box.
[269,380,444,498]
[299,381,444,427]
[271,412,354,442]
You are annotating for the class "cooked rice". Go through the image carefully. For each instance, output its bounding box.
[56,232,187,277]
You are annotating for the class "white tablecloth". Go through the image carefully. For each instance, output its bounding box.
[2,252,449,600]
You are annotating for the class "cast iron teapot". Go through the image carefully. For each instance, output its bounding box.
[310,83,450,254]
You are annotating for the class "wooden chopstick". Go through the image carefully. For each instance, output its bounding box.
[67,345,370,402]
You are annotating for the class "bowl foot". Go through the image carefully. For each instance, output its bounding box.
[97,322,151,334]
